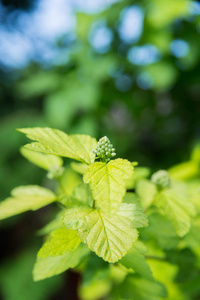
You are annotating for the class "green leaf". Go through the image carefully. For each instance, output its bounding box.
[83,159,134,214]
[119,275,167,300]
[136,179,157,210]
[18,127,97,164]
[37,228,81,258]
[33,244,90,281]
[125,167,151,190]
[71,162,88,175]
[59,183,93,207]
[168,161,199,180]
[141,213,179,250]
[79,255,111,300]
[120,241,154,281]
[63,203,148,263]
[57,166,82,196]
[0,186,56,220]
[191,144,200,163]
[123,192,143,208]
[77,13,95,40]
[155,189,195,237]
[147,0,189,28]
[83,255,109,285]
[20,147,63,171]
[79,280,111,300]
[184,218,200,250]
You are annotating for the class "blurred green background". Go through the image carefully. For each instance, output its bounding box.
[0,0,200,299]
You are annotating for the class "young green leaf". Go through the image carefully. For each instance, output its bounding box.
[59,183,93,207]
[168,161,199,180]
[155,189,195,237]
[18,127,97,164]
[120,241,154,281]
[37,228,81,258]
[125,166,150,190]
[83,158,134,214]
[79,255,111,300]
[33,244,90,281]
[0,186,56,220]
[20,147,63,171]
[118,275,167,300]
[136,179,157,210]
[141,213,179,250]
[57,166,82,196]
[70,162,88,175]
[63,203,148,263]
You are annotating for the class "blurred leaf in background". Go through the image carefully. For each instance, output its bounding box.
[0,247,63,300]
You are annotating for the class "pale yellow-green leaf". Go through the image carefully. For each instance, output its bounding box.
[120,275,167,300]
[136,179,157,210]
[20,147,63,171]
[125,166,150,190]
[33,244,90,281]
[79,280,111,300]
[147,0,190,28]
[57,166,82,196]
[83,159,134,214]
[58,183,93,208]
[168,161,199,180]
[18,127,97,164]
[0,186,56,220]
[142,213,179,250]
[70,183,93,207]
[120,241,153,281]
[37,228,81,258]
[71,162,88,175]
[63,203,148,263]
[155,189,195,237]
[191,144,200,162]
[77,13,95,40]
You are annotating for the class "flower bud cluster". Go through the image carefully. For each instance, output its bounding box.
[151,170,170,189]
[92,136,116,163]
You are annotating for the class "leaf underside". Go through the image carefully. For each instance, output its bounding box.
[83,159,134,214]
[18,127,97,164]
[63,203,148,263]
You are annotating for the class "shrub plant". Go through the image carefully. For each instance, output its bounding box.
[0,128,200,300]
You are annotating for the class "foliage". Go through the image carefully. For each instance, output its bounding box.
[1,127,200,300]
[1,0,200,299]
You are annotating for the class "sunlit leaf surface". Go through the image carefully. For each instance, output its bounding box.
[33,244,90,281]
[155,189,195,237]
[20,147,63,170]
[63,203,148,263]
[18,127,97,164]
[0,186,56,220]
[37,228,81,258]
[83,159,134,214]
